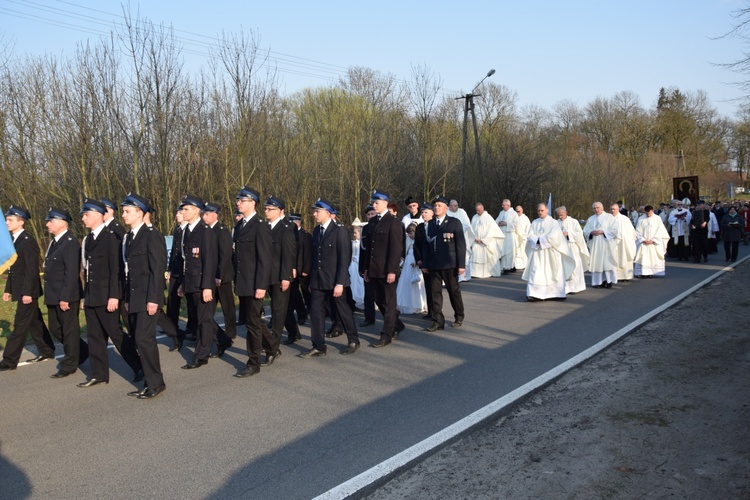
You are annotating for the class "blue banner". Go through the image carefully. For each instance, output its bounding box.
[0,206,18,274]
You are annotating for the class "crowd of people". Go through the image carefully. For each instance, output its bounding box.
[1,189,747,399]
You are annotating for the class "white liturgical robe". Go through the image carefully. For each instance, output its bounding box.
[495,208,519,271]
[613,213,637,281]
[514,214,531,270]
[559,216,590,294]
[522,215,575,300]
[635,213,670,277]
[447,207,473,281]
[470,211,504,278]
[583,212,619,287]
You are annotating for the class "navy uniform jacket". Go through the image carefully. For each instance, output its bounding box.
[181,221,218,294]
[233,213,272,296]
[106,219,126,240]
[296,227,312,276]
[83,227,121,307]
[168,225,185,279]
[5,230,42,301]
[124,225,166,313]
[413,222,428,268]
[43,231,83,305]
[269,218,297,285]
[310,223,351,290]
[212,222,235,284]
[424,217,466,271]
[360,212,403,279]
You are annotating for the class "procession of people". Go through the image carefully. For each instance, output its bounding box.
[1,189,747,400]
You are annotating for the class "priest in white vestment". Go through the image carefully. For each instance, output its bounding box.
[401,196,424,228]
[470,202,504,278]
[635,205,671,277]
[514,205,531,270]
[610,203,637,281]
[556,206,590,294]
[583,202,619,288]
[495,199,519,274]
[522,204,575,301]
[448,199,473,281]
[667,199,692,261]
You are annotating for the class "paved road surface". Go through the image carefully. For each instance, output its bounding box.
[0,249,744,499]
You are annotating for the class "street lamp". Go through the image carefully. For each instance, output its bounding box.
[457,69,495,206]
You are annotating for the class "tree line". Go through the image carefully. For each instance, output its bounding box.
[1,15,746,252]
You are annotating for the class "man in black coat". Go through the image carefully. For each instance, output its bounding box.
[413,202,435,322]
[358,205,377,327]
[43,207,89,378]
[166,207,190,349]
[201,202,236,355]
[121,193,167,399]
[178,195,219,369]
[233,186,275,378]
[262,196,298,366]
[421,196,466,332]
[287,212,312,338]
[360,190,405,348]
[0,205,56,371]
[77,199,143,387]
[300,198,359,357]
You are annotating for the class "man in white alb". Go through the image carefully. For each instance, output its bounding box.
[514,205,531,271]
[495,199,518,275]
[470,202,504,278]
[583,202,619,288]
[447,199,473,282]
[522,204,575,301]
[610,203,637,281]
[635,205,671,278]
[556,206,590,294]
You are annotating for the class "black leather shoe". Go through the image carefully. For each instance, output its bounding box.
[181,359,208,370]
[394,323,405,338]
[184,332,197,342]
[27,355,54,363]
[370,338,391,348]
[138,385,166,400]
[260,349,281,366]
[0,363,17,371]
[132,369,145,383]
[234,365,259,378]
[605,282,612,289]
[299,348,326,358]
[127,386,148,397]
[210,340,233,358]
[297,317,307,326]
[77,378,108,388]
[425,322,444,332]
[359,319,375,327]
[341,343,360,355]
[325,329,343,338]
[421,314,432,320]
[50,370,74,378]
[283,334,302,345]
[169,336,183,352]
[452,320,462,328]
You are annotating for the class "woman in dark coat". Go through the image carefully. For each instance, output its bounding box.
[721,206,743,262]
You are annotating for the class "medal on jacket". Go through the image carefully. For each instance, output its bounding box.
[443,232,454,242]
[192,247,200,258]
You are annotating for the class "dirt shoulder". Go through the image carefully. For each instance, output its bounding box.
[367,262,750,499]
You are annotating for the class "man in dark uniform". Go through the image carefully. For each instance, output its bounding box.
[262,196,298,366]
[287,212,312,337]
[233,186,274,378]
[102,198,126,239]
[360,190,405,348]
[421,195,466,332]
[121,193,167,399]
[690,200,710,263]
[300,198,359,358]
[0,205,56,371]
[43,207,88,378]
[166,207,189,350]
[77,199,143,387]
[358,205,377,327]
[201,201,236,355]
[413,202,435,322]
[177,194,219,369]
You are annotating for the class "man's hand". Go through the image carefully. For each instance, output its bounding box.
[255,289,266,300]
[458,268,465,275]
[281,280,290,292]
[147,302,158,316]
[333,284,344,298]
[107,298,119,312]
[2,293,10,302]
[386,272,396,284]
[202,289,213,303]
[22,295,32,305]
[177,285,184,298]
[363,270,369,283]
[59,300,70,312]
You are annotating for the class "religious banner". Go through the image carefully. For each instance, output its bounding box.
[673,176,699,205]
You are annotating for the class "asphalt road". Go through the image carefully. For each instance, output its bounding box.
[1,247,744,499]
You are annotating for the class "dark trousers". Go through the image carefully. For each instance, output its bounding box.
[187,291,217,361]
[47,302,88,373]
[2,301,55,367]
[215,281,237,339]
[724,240,739,261]
[157,308,179,338]
[269,284,298,341]
[371,277,403,341]
[362,280,375,322]
[310,288,358,351]
[289,276,309,321]
[166,276,183,331]
[85,305,142,380]
[429,269,465,327]
[675,236,690,261]
[130,310,164,390]
[239,295,276,370]
[692,230,708,261]
[423,270,434,319]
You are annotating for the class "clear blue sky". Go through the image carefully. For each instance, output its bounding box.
[1,0,747,117]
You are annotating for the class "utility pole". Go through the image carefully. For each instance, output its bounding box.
[457,69,495,206]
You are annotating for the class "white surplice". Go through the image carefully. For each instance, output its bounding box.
[522,215,576,300]
[470,211,504,278]
[635,214,670,277]
[514,213,531,270]
[447,207,473,281]
[559,216,590,294]
[495,208,519,271]
[613,213,637,281]
[583,212,619,286]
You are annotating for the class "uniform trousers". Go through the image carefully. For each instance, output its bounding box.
[238,295,277,370]
[85,305,142,380]
[428,269,465,327]
[269,285,298,342]
[129,310,164,390]
[371,277,404,340]
[215,281,237,340]
[691,229,708,261]
[187,291,217,361]
[47,303,88,373]
[289,276,309,322]
[310,288,358,351]
[362,280,376,322]
[2,301,55,367]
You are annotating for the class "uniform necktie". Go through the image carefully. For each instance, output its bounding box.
[85,232,94,253]
[376,215,382,223]
[320,225,325,240]
[124,232,132,254]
